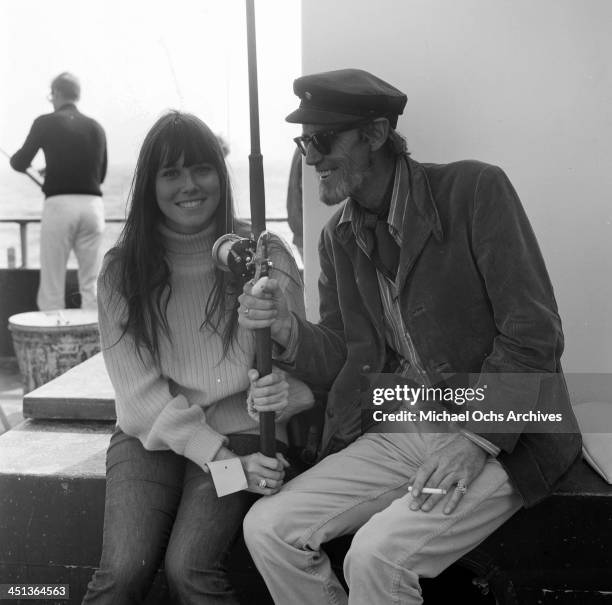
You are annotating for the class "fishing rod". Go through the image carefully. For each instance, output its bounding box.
[0,147,44,188]
[245,0,275,457]
[158,38,185,107]
[212,0,275,457]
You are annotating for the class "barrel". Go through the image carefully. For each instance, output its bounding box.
[8,310,100,394]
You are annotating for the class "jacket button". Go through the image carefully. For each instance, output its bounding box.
[326,408,334,419]
[361,364,371,373]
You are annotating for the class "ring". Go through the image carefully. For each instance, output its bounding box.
[455,480,467,494]
[258,478,268,489]
[244,307,250,317]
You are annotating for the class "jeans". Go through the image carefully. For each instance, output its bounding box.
[82,429,256,605]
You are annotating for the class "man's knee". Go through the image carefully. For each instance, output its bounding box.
[344,520,410,582]
[344,525,423,604]
[243,494,290,553]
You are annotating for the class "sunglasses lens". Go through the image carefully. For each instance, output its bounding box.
[295,125,355,156]
[294,138,307,156]
[312,133,332,155]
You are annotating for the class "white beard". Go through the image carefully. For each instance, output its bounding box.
[319,163,366,206]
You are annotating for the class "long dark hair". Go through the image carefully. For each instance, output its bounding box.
[103,110,244,362]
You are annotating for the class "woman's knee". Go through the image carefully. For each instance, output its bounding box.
[163,552,191,596]
[85,555,159,603]
[164,549,233,600]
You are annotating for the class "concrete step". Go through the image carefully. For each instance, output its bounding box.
[0,357,24,436]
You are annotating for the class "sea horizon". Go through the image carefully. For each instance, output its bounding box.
[0,157,296,269]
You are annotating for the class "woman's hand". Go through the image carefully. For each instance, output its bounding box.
[247,367,289,421]
[239,452,290,495]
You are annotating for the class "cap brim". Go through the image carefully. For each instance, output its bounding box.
[285,106,367,125]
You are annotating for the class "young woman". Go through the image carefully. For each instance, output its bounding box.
[83,111,312,604]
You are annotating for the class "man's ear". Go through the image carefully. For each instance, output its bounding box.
[363,118,390,151]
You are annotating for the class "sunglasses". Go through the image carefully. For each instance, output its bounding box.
[293,122,365,156]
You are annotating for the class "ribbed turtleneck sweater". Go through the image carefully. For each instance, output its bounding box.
[97,223,306,470]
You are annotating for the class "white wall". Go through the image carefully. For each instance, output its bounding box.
[299,0,612,374]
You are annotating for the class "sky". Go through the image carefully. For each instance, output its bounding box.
[0,0,301,166]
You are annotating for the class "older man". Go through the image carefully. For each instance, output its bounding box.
[239,69,581,604]
[11,72,107,310]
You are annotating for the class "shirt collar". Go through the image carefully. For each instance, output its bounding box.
[56,102,77,112]
[336,154,410,242]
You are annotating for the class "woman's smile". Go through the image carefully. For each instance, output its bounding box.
[175,198,207,209]
[155,154,221,234]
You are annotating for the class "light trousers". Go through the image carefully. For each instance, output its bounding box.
[38,194,104,310]
[244,431,522,605]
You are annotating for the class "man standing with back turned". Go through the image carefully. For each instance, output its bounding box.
[11,72,107,310]
[238,69,581,604]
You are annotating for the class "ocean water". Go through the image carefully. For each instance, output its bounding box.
[0,158,296,268]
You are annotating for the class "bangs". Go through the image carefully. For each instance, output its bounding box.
[156,117,220,169]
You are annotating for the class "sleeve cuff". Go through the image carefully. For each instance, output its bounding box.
[272,313,299,366]
[459,428,500,457]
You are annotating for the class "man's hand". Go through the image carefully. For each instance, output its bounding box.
[247,368,289,420]
[409,434,488,515]
[238,277,292,348]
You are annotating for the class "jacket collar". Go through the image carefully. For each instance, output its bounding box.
[404,156,444,242]
[393,156,444,291]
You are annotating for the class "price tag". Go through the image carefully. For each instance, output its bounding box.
[207,458,248,497]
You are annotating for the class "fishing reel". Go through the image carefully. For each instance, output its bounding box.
[212,231,272,284]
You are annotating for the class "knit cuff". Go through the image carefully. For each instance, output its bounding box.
[184,424,230,470]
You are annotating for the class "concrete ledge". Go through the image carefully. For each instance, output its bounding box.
[23,354,115,421]
[475,460,612,591]
[2,419,611,604]
[0,419,112,476]
[0,420,112,604]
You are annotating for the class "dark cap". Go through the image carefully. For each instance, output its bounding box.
[286,68,407,128]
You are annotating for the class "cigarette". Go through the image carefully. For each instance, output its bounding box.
[408,486,448,495]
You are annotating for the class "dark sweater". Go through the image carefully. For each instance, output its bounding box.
[10,103,107,198]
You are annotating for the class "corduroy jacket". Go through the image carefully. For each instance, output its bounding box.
[284,156,581,508]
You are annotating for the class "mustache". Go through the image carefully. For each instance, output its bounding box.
[319,163,366,206]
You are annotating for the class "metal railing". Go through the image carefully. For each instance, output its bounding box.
[1,216,288,268]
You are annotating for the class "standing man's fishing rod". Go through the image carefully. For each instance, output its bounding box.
[0,147,43,188]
